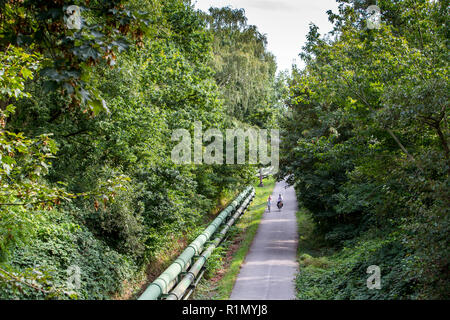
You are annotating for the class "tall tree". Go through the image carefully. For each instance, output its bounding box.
[202,7,279,128]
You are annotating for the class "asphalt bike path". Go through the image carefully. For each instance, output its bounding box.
[230,180,298,300]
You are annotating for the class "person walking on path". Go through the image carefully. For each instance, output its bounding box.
[267,195,272,212]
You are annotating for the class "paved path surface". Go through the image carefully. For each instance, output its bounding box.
[230,180,298,300]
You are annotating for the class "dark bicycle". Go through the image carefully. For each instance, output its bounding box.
[277,200,283,211]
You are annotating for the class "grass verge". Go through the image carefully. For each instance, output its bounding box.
[295,208,329,258]
[294,208,337,300]
[193,176,276,300]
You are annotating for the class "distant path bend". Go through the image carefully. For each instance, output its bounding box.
[230,180,298,300]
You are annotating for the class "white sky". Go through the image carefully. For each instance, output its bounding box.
[193,0,339,72]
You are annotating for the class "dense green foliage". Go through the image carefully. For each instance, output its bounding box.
[0,0,279,299]
[280,0,449,299]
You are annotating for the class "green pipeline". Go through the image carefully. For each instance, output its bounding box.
[138,186,253,300]
[165,189,255,300]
